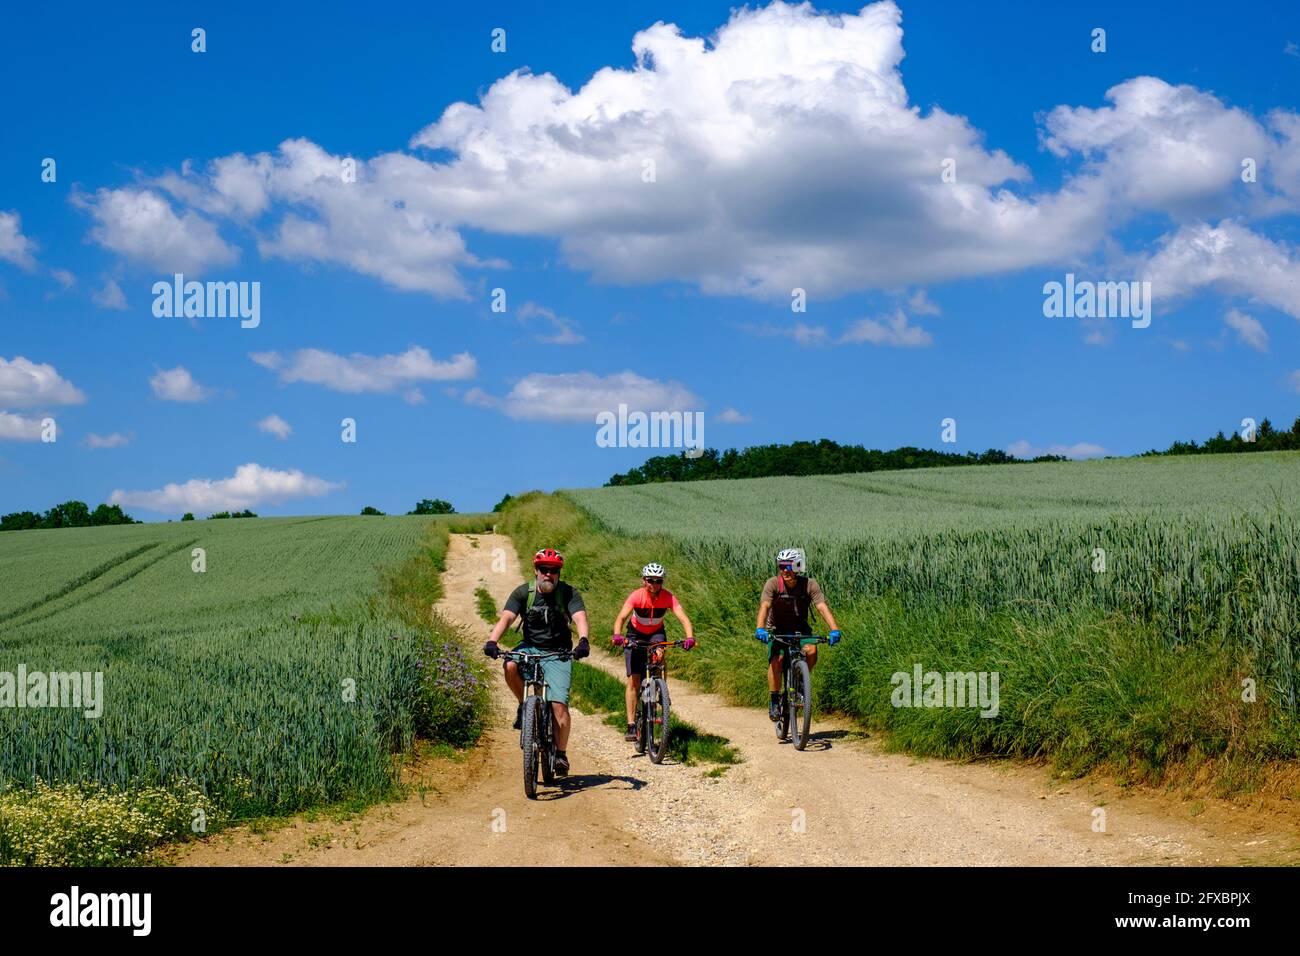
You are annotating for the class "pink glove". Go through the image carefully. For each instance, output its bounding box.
[682,638,696,650]
[612,634,625,647]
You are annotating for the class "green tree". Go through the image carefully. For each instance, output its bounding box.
[492,494,514,513]
[181,513,195,521]
[409,499,455,515]
[360,506,385,515]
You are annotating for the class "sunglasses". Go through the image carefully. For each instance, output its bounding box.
[778,563,797,572]
[537,566,561,575]
[643,577,663,585]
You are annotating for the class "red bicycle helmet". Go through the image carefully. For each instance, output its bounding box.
[533,547,564,568]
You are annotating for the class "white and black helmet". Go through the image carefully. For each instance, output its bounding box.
[776,548,805,573]
[641,562,666,579]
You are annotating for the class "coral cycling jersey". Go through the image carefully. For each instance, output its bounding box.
[623,586,681,636]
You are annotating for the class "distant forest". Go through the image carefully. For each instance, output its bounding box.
[605,417,1300,486]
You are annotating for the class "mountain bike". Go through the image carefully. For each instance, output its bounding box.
[768,634,831,751]
[626,639,688,764]
[499,648,573,799]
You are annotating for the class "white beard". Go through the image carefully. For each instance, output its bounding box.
[536,577,556,593]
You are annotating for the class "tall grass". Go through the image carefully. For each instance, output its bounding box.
[0,513,496,864]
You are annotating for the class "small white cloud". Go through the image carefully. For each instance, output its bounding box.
[0,411,46,441]
[0,356,86,407]
[907,289,942,316]
[50,268,76,289]
[150,366,212,402]
[840,309,933,347]
[109,462,342,515]
[1288,370,1300,393]
[517,302,585,345]
[1007,439,1107,459]
[1286,41,1299,58]
[93,279,128,310]
[717,407,751,423]
[740,321,829,347]
[467,370,700,422]
[0,211,38,270]
[1223,308,1268,352]
[84,432,131,449]
[256,414,292,439]
[73,187,237,275]
[251,345,476,396]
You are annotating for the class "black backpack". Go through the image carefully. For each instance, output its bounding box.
[513,581,575,633]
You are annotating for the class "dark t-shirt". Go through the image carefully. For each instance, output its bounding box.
[504,581,586,650]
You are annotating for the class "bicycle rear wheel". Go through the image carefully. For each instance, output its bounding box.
[791,659,812,750]
[647,678,670,764]
[522,696,542,799]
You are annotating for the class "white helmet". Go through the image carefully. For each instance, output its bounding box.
[776,548,805,573]
[641,562,666,579]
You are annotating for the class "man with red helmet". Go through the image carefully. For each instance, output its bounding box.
[484,547,590,776]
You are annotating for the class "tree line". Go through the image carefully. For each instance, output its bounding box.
[1141,416,1300,456]
[605,439,1065,486]
[1,501,138,532]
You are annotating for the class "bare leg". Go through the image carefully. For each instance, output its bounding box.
[503,661,524,703]
[625,674,642,725]
[553,702,570,750]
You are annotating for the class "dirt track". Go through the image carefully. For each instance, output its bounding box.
[168,533,1300,866]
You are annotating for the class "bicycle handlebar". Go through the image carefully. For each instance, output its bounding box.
[620,638,689,649]
[766,633,830,645]
[497,648,575,662]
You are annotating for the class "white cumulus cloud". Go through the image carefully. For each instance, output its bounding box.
[84,432,131,449]
[0,211,38,270]
[840,309,933,346]
[150,366,212,402]
[0,356,86,407]
[256,414,292,439]
[73,188,237,275]
[0,411,47,441]
[465,370,700,422]
[109,462,342,515]
[251,346,475,403]
[93,279,128,310]
[1139,221,1300,321]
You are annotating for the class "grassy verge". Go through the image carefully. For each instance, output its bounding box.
[500,491,1300,793]
[1,514,497,866]
[569,662,740,767]
[474,587,498,624]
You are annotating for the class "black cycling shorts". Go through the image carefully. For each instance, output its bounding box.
[624,630,666,676]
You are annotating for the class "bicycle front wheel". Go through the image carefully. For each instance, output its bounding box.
[522,696,542,799]
[791,659,812,751]
[647,678,670,764]
[540,703,556,785]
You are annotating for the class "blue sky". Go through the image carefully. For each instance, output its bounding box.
[2,0,1299,517]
